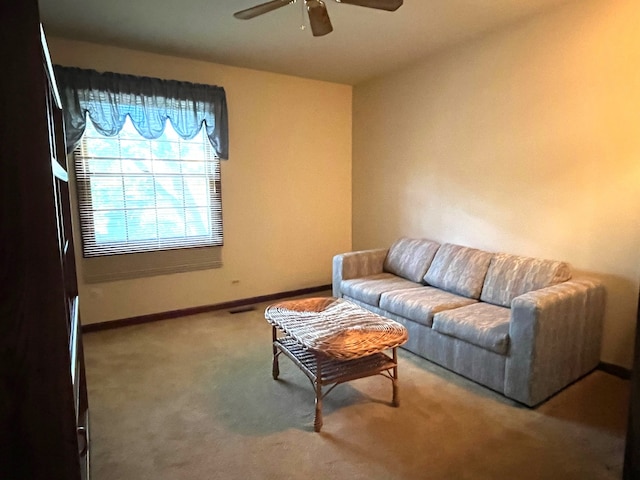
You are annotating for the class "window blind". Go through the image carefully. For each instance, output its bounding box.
[74,118,223,258]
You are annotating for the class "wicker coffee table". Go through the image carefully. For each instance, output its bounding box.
[264,297,408,432]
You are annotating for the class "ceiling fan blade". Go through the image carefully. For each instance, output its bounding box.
[337,0,403,11]
[306,0,333,37]
[234,0,294,20]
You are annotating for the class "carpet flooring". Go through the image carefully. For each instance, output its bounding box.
[83,296,630,480]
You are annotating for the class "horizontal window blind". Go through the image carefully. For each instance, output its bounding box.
[74,118,223,258]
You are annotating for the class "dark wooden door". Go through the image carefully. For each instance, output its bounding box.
[0,1,87,478]
[624,291,640,479]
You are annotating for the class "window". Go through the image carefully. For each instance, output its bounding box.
[74,117,223,258]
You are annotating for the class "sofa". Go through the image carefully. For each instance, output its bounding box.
[332,237,605,406]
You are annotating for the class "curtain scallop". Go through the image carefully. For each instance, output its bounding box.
[54,66,229,159]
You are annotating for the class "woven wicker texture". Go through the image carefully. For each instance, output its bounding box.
[265,297,408,359]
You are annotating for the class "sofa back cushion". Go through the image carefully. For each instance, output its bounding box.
[383,237,440,283]
[480,253,572,307]
[423,243,493,299]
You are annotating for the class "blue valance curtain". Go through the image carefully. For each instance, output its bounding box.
[54,66,229,159]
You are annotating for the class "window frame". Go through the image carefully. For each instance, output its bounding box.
[72,117,224,279]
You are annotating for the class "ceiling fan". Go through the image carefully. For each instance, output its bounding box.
[233,0,403,37]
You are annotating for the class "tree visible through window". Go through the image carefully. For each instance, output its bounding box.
[74,117,223,258]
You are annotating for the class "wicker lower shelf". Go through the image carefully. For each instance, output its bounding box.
[274,336,397,384]
[272,334,399,432]
[265,297,407,432]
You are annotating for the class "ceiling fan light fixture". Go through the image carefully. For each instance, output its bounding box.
[305,0,333,37]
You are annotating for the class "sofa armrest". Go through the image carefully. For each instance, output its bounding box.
[332,248,389,298]
[504,278,605,406]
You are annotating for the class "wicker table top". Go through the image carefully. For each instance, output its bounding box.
[264,297,408,360]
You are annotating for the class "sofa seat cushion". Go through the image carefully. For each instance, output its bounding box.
[341,273,422,307]
[423,243,493,299]
[379,287,477,327]
[383,237,441,283]
[432,303,511,355]
[480,253,572,307]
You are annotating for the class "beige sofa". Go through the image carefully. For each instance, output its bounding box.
[332,237,605,406]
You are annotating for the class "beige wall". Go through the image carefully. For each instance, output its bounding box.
[352,0,640,368]
[48,38,352,324]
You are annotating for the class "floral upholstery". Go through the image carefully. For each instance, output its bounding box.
[423,243,493,299]
[380,287,477,327]
[340,273,422,306]
[480,253,572,307]
[383,237,440,283]
[432,302,511,355]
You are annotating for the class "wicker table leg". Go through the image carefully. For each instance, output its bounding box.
[314,355,323,432]
[272,326,280,380]
[392,347,399,407]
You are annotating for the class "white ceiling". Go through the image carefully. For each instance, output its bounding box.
[39,0,570,85]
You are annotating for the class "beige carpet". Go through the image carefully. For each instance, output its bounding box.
[83,296,629,480]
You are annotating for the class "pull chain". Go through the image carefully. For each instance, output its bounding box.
[300,0,306,30]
